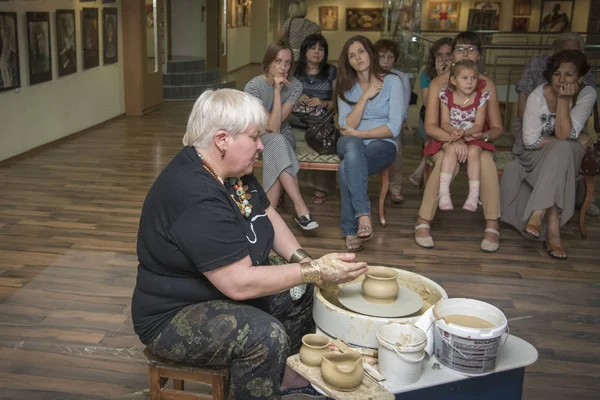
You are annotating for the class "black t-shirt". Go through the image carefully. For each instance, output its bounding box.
[131,146,274,345]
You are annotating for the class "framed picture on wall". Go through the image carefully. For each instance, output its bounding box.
[539,1,573,33]
[587,0,600,34]
[427,2,460,31]
[102,0,117,3]
[346,8,384,31]
[0,12,20,92]
[467,10,496,32]
[103,8,118,65]
[513,0,532,16]
[56,10,77,77]
[82,8,99,69]
[26,12,52,85]
[319,6,338,31]
[473,2,501,30]
[512,17,529,33]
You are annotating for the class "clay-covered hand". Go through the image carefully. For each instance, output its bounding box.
[315,253,368,284]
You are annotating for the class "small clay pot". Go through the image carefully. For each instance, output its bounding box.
[361,266,399,303]
[320,352,364,391]
[299,334,330,367]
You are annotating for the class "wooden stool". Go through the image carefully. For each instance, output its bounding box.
[144,348,229,400]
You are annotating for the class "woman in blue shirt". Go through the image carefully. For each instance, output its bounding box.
[336,36,404,251]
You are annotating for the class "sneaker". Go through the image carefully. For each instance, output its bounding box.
[295,215,319,230]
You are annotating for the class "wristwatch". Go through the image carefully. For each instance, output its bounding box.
[483,133,490,142]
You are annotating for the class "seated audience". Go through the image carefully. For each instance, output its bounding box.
[245,40,318,230]
[374,39,410,204]
[414,31,503,252]
[501,50,595,259]
[131,88,367,399]
[336,36,404,251]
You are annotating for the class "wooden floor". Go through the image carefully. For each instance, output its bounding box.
[0,101,599,400]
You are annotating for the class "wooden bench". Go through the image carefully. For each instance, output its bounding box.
[256,128,391,226]
[143,348,229,400]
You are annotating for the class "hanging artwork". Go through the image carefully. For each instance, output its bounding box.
[0,12,20,92]
[346,8,385,31]
[319,6,338,31]
[539,1,573,33]
[473,2,501,30]
[587,0,600,35]
[82,8,99,69]
[56,10,77,77]
[103,8,118,65]
[513,0,532,16]
[26,12,52,85]
[512,17,529,33]
[468,10,496,31]
[427,2,460,31]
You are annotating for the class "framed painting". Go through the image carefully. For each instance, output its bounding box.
[82,8,99,69]
[512,17,529,33]
[319,6,338,31]
[474,2,501,30]
[468,10,496,32]
[513,0,532,16]
[0,12,20,92]
[103,8,118,65]
[56,10,77,77]
[346,8,384,31]
[427,2,460,31]
[539,1,573,33]
[587,0,600,35]
[26,12,52,85]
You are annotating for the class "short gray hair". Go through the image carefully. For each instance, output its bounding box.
[288,1,307,18]
[554,32,585,52]
[182,89,267,149]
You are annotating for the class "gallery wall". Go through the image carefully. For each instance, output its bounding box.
[0,0,124,163]
[170,0,206,58]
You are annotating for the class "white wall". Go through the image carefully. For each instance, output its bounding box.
[0,0,124,162]
[251,0,269,64]
[227,26,252,71]
[170,0,206,58]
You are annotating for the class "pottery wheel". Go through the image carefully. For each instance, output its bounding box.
[337,282,423,318]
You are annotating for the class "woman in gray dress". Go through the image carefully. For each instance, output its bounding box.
[500,50,595,259]
[245,40,318,230]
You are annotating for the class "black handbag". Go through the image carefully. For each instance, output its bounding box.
[304,108,339,155]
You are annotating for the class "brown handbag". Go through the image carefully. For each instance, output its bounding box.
[581,101,600,176]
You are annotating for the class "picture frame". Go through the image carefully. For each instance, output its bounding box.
[102,0,117,3]
[103,8,118,65]
[513,0,532,16]
[82,8,99,70]
[0,11,20,92]
[346,8,385,31]
[427,2,460,31]
[56,10,77,77]
[26,12,52,85]
[319,6,338,31]
[512,17,529,33]
[587,0,600,35]
[468,9,496,32]
[473,2,501,31]
[539,1,573,33]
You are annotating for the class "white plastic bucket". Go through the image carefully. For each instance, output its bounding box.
[376,323,427,385]
[433,298,508,376]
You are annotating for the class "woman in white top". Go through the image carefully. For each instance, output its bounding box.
[500,50,595,259]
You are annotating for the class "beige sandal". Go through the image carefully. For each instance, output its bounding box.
[414,224,434,249]
[481,228,500,253]
[345,235,363,252]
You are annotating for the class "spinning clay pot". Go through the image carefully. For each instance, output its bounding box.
[361,266,399,303]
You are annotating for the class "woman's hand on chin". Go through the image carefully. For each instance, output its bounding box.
[558,83,579,98]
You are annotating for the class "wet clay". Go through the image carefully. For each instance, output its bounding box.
[443,314,495,329]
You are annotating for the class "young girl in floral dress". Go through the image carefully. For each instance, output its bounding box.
[424,60,495,211]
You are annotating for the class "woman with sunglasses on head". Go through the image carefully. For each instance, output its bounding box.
[414,31,503,253]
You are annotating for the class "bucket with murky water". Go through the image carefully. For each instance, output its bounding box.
[433,298,508,376]
[376,323,427,384]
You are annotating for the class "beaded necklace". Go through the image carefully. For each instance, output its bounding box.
[198,153,253,218]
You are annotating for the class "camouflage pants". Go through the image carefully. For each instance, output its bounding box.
[148,286,315,400]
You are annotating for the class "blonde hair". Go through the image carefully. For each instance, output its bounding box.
[288,1,307,18]
[182,89,267,149]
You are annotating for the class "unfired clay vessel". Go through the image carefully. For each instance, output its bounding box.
[299,334,330,367]
[361,266,399,303]
[320,352,364,391]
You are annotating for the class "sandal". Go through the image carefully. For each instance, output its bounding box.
[312,190,327,205]
[481,228,499,253]
[345,235,363,252]
[357,219,373,241]
[408,175,422,189]
[414,224,434,249]
[390,192,404,204]
[543,240,568,260]
[524,221,541,238]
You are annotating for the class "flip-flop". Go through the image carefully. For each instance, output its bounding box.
[390,192,404,204]
[312,191,327,205]
[543,240,568,260]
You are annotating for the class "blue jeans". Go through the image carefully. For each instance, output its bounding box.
[337,136,397,236]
